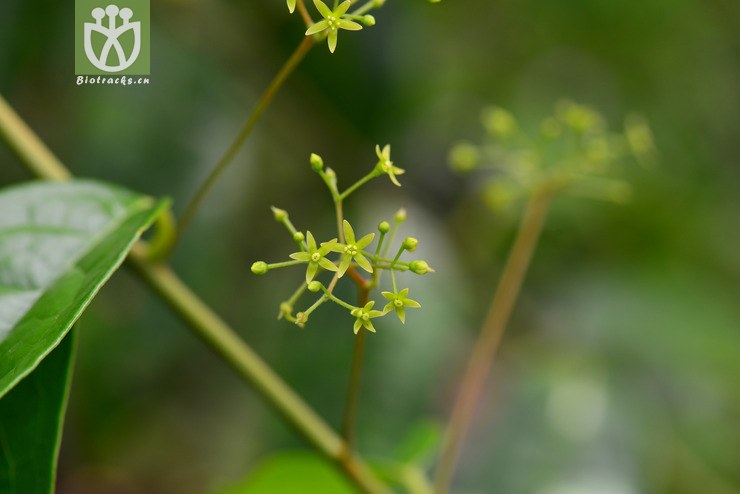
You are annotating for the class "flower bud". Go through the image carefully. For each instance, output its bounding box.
[307,281,322,292]
[394,208,407,223]
[271,206,288,222]
[362,15,375,26]
[310,153,324,172]
[482,106,517,138]
[378,221,390,234]
[409,260,433,275]
[324,167,337,188]
[251,261,269,275]
[293,231,305,242]
[402,237,418,252]
[295,312,308,326]
[449,143,479,172]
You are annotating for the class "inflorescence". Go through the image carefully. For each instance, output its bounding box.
[449,100,656,210]
[251,145,433,334]
[289,0,441,53]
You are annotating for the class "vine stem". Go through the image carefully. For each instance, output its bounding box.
[0,96,70,181]
[175,36,315,248]
[0,93,392,494]
[433,188,555,494]
[340,287,370,453]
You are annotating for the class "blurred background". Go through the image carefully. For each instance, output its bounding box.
[1,0,739,492]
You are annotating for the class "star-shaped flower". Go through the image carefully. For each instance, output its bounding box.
[350,301,385,334]
[375,144,405,186]
[382,288,421,324]
[330,220,375,277]
[289,231,338,283]
[305,0,363,53]
[287,0,296,13]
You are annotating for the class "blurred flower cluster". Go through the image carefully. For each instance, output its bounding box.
[450,101,656,210]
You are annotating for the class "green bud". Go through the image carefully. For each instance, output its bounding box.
[362,15,376,26]
[295,312,308,326]
[556,100,604,134]
[325,167,337,188]
[251,261,269,275]
[293,231,305,242]
[483,181,517,211]
[271,206,288,222]
[307,281,322,292]
[394,208,407,223]
[402,237,419,251]
[409,260,433,275]
[378,221,390,234]
[449,142,479,172]
[625,114,655,159]
[482,106,517,138]
[310,153,324,172]
[372,0,385,6]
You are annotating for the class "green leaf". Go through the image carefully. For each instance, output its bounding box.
[393,419,442,466]
[0,329,76,494]
[0,180,167,398]
[221,451,356,494]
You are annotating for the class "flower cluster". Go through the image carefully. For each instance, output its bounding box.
[251,145,433,334]
[288,0,441,53]
[449,100,656,210]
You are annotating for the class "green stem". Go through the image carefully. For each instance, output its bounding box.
[302,294,328,318]
[175,36,315,248]
[129,247,340,452]
[382,214,402,258]
[433,188,554,494]
[336,200,345,242]
[139,208,177,263]
[350,0,378,16]
[286,282,308,307]
[0,95,70,181]
[364,252,411,266]
[340,287,370,454]
[339,170,378,202]
[323,290,357,312]
[267,259,304,270]
[296,0,314,27]
[0,93,392,494]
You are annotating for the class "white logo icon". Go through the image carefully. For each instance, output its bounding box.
[84,4,141,72]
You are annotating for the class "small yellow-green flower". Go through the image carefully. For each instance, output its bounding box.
[287,0,296,13]
[330,220,375,277]
[305,0,363,53]
[382,288,421,324]
[350,301,385,334]
[289,231,338,283]
[375,144,405,186]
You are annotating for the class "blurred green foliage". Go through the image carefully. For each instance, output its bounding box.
[1,0,739,493]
